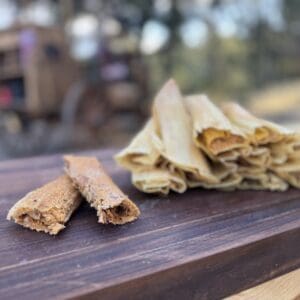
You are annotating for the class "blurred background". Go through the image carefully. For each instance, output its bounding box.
[0,0,300,160]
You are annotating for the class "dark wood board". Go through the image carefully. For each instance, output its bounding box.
[0,149,299,300]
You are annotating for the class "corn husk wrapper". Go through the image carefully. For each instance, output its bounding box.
[290,133,300,157]
[132,167,187,195]
[294,135,300,151]
[265,133,300,165]
[217,150,241,162]
[269,140,295,165]
[222,102,294,145]
[271,158,300,188]
[240,147,271,167]
[184,95,247,159]
[238,172,288,191]
[238,164,267,176]
[152,80,218,184]
[187,172,242,190]
[115,119,160,171]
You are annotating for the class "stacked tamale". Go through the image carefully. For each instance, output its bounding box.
[115,79,300,194]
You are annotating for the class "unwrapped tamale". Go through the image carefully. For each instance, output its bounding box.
[64,155,140,224]
[7,175,82,235]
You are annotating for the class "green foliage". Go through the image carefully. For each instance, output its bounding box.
[143,0,300,103]
[145,36,251,101]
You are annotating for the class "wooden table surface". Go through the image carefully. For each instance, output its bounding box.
[227,268,300,300]
[0,149,299,300]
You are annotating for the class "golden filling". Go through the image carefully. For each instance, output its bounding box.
[255,127,282,144]
[201,128,244,154]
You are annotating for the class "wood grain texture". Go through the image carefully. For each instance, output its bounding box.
[0,149,299,300]
[227,268,300,300]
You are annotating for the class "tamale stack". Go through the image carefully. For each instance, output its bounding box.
[115,79,300,194]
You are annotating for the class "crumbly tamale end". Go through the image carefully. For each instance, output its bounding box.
[7,175,82,235]
[64,155,140,225]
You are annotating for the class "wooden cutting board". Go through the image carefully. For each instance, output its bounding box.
[0,149,299,300]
